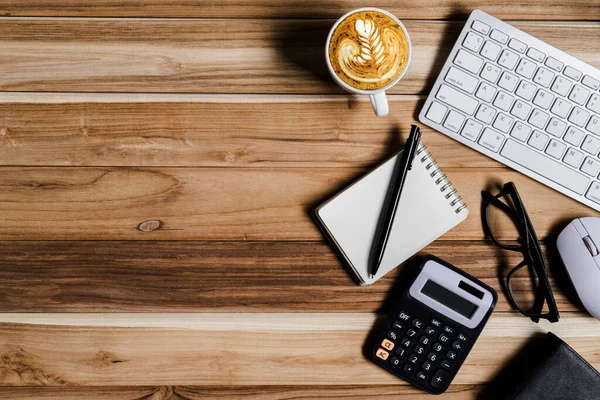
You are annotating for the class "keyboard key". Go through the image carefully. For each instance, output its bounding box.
[587,115,600,136]
[528,130,548,150]
[446,350,458,360]
[415,345,426,355]
[516,81,536,101]
[444,110,466,132]
[427,353,438,362]
[409,355,419,364]
[439,333,450,343]
[511,99,532,120]
[461,119,483,141]
[416,371,428,381]
[432,343,443,352]
[443,326,455,335]
[476,81,497,102]
[462,31,484,52]
[582,135,600,155]
[533,67,554,88]
[441,360,453,370]
[587,93,600,114]
[533,89,554,110]
[478,128,505,152]
[398,312,410,321]
[454,49,484,74]
[471,20,490,35]
[376,348,389,360]
[422,361,433,372]
[564,126,585,146]
[516,58,536,79]
[396,348,407,358]
[550,98,572,118]
[420,336,430,345]
[498,49,519,70]
[546,139,566,159]
[476,104,496,124]
[511,121,531,141]
[445,66,479,93]
[404,364,415,374]
[493,113,514,133]
[480,40,502,61]
[494,91,514,112]
[430,370,449,389]
[545,57,564,72]
[393,321,404,330]
[387,330,399,340]
[551,76,573,97]
[563,147,584,168]
[546,117,567,137]
[508,38,526,53]
[569,85,591,106]
[498,71,519,92]
[425,101,448,124]
[529,109,549,129]
[436,84,479,115]
[481,62,501,83]
[425,326,437,335]
[451,341,463,350]
[412,319,423,329]
[564,66,582,81]
[569,107,590,127]
[381,339,395,351]
[390,356,401,367]
[407,329,417,338]
[501,139,590,194]
[526,47,545,62]
[581,157,600,177]
[401,338,412,347]
[457,333,468,342]
[582,75,600,91]
[430,319,442,328]
[586,182,600,204]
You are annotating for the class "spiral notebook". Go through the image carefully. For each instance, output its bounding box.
[314,143,468,285]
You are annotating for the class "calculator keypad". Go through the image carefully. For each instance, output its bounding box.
[374,311,470,392]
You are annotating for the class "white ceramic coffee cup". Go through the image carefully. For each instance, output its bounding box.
[325,7,412,117]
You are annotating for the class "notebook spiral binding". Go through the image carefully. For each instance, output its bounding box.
[416,144,467,214]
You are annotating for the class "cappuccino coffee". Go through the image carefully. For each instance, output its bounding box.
[328,10,410,91]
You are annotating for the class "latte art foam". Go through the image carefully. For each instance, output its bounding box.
[328,10,410,91]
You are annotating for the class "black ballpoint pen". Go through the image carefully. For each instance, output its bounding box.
[370,124,422,278]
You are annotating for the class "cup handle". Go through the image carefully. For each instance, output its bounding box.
[369,91,389,117]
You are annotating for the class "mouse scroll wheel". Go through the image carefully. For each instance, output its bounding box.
[583,235,599,256]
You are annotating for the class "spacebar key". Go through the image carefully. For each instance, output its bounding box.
[500,140,590,195]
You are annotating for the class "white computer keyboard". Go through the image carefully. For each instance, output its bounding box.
[419,9,600,211]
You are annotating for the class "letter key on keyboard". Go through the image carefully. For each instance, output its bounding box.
[420,10,600,210]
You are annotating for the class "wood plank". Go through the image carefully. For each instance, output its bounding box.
[1,19,599,94]
[1,0,599,20]
[0,313,597,386]
[0,94,501,168]
[0,240,584,313]
[0,166,595,240]
[0,385,480,399]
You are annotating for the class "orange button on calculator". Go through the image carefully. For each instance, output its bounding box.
[375,348,389,360]
[381,339,395,351]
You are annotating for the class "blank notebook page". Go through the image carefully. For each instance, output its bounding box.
[316,145,468,285]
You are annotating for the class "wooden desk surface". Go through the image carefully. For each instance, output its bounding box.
[1,1,599,398]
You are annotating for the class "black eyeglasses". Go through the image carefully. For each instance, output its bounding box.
[482,182,559,323]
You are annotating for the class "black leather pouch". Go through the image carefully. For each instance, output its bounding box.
[478,332,600,400]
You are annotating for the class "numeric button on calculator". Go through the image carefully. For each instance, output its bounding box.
[404,364,415,374]
[393,321,404,330]
[401,338,412,348]
[415,345,426,356]
[387,331,399,341]
[433,343,443,352]
[431,319,442,328]
[409,355,419,364]
[457,333,468,342]
[430,370,449,389]
[390,357,400,367]
[427,353,438,362]
[407,329,417,338]
[462,32,484,52]
[396,348,407,358]
[417,371,429,381]
[420,336,431,345]
[441,360,453,370]
[516,59,536,79]
[425,326,438,336]
[381,339,395,351]
[375,348,389,360]
[447,350,458,361]
[551,77,573,97]
[471,20,490,35]
[480,41,502,61]
[439,334,450,343]
[412,319,423,330]
[451,341,463,351]
[422,361,433,372]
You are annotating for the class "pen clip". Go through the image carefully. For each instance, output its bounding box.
[407,126,422,170]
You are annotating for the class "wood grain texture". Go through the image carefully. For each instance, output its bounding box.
[1,0,599,20]
[0,240,584,313]
[0,166,595,240]
[0,95,501,168]
[1,19,599,94]
[0,313,598,386]
[0,385,480,399]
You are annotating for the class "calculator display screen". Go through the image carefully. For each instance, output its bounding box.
[420,280,478,318]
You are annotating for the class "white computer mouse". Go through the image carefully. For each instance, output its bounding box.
[557,217,600,320]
